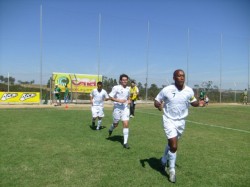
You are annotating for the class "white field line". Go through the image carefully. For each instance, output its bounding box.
[136,110,250,134]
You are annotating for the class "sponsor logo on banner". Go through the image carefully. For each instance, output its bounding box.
[1,93,18,101]
[20,93,36,101]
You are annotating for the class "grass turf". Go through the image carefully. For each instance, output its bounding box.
[0,105,250,186]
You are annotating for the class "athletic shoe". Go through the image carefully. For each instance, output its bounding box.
[123,143,130,149]
[169,171,176,183]
[92,122,95,127]
[108,130,113,137]
[130,115,134,118]
[96,127,100,130]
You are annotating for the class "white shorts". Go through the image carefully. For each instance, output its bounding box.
[91,106,104,118]
[162,115,185,139]
[113,106,130,123]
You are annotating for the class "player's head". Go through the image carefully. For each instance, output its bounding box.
[173,69,185,89]
[97,81,103,90]
[119,74,129,87]
[131,80,136,87]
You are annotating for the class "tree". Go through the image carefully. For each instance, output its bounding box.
[148,83,160,100]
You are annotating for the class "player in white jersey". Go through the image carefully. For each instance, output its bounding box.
[90,81,109,130]
[154,69,200,183]
[108,74,131,149]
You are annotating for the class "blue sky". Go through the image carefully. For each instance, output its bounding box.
[0,0,249,89]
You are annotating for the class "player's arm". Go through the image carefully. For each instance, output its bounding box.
[90,95,93,105]
[190,96,201,107]
[109,97,126,103]
[154,100,163,111]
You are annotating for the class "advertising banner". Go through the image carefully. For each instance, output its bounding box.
[52,72,102,93]
[0,92,40,103]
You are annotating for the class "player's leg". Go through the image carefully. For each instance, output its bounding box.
[161,144,170,166]
[108,107,120,136]
[91,106,98,127]
[130,101,134,117]
[96,107,104,130]
[122,107,130,148]
[162,117,180,183]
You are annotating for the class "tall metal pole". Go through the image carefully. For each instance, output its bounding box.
[145,21,150,101]
[40,0,43,104]
[248,40,250,103]
[98,13,101,81]
[8,72,9,92]
[186,28,190,85]
[219,33,223,103]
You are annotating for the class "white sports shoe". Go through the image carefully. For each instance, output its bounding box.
[169,170,176,183]
[96,127,100,130]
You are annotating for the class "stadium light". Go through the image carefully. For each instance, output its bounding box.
[97,13,101,81]
[40,0,43,104]
[145,21,150,101]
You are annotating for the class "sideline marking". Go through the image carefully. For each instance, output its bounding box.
[137,110,250,134]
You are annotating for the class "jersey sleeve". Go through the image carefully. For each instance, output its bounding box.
[109,86,117,98]
[155,89,164,102]
[189,89,197,103]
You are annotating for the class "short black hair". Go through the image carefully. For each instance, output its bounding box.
[119,74,129,81]
[97,81,102,85]
[173,69,185,77]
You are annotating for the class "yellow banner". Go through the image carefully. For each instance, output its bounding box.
[52,72,102,93]
[0,92,40,103]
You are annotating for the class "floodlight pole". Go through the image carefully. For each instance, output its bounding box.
[219,33,223,103]
[145,21,150,102]
[248,40,250,103]
[40,0,43,104]
[186,28,190,85]
[8,72,9,92]
[97,13,101,81]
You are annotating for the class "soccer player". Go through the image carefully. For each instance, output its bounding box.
[108,74,131,149]
[154,69,200,183]
[64,85,70,104]
[90,81,109,130]
[54,84,61,106]
[129,80,139,118]
[243,89,248,105]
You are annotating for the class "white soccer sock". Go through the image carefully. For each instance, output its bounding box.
[123,128,129,144]
[109,124,115,131]
[161,145,170,164]
[168,151,177,172]
[97,120,102,128]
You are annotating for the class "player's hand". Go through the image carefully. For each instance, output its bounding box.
[199,100,205,107]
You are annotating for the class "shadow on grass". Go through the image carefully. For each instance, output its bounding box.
[106,135,123,145]
[89,125,106,131]
[139,157,169,178]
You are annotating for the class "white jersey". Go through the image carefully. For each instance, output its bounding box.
[109,85,130,108]
[155,84,197,120]
[90,88,109,107]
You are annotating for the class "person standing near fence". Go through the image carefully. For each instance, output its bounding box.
[90,81,109,130]
[154,69,200,183]
[54,84,61,106]
[129,80,139,118]
[64,85,69,104]
[108,74,131,149]
[243,89,248,105]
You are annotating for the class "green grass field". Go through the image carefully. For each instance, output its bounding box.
[1,104,250,187]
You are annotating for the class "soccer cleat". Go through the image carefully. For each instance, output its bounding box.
[92,122,95,127]
[108,130,113,137]
[169,171,176,183]
[130,115,134,118]
[123,143,130,149]
[96,127,100,130]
